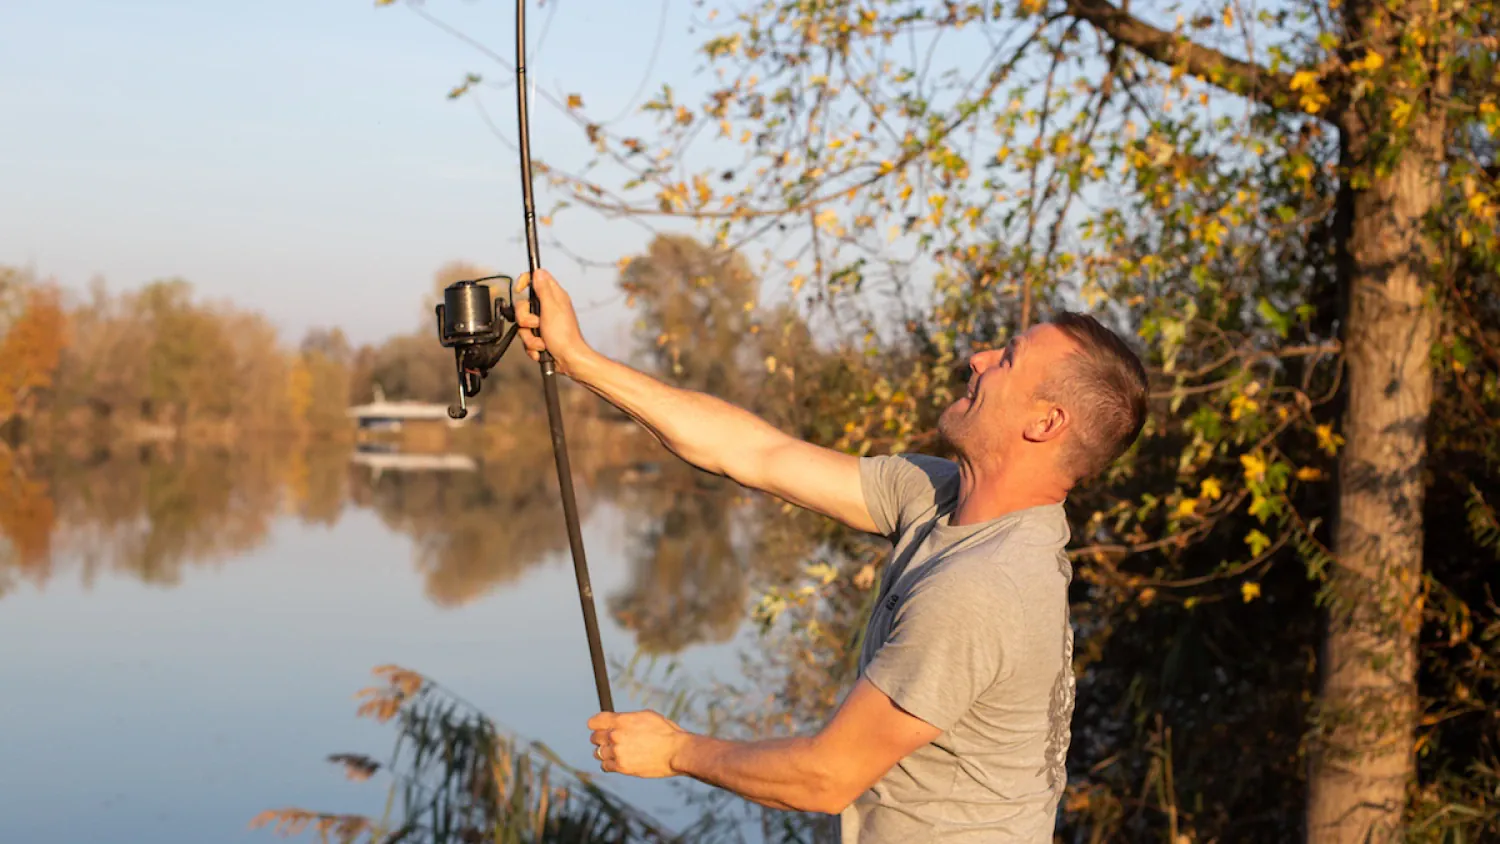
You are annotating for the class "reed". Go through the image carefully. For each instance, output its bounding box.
[252,666,687,844]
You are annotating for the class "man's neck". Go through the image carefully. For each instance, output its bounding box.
[951,456,1067,526]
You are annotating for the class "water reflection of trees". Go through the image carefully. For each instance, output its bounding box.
[349,427,580,607]
[601,459,748,654]
[4,444,287,588]
[0,423,781,658]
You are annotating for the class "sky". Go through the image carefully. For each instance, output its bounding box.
[0,0,710,353]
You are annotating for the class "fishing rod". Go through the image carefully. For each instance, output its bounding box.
[433,0,614,714]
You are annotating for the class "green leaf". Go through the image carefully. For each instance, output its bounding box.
[1245,529,1272,557]
[1257,297,1291,338]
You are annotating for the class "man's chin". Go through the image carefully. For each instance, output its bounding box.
[936,409,966,453]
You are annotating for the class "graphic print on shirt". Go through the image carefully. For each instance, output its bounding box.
[1041,552,1075,791]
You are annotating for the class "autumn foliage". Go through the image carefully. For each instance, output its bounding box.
[0,279,66,423]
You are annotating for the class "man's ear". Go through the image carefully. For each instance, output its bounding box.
[1023,403,1069,443]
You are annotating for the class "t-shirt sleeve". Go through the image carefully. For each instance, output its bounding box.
[862,574,1022,733]
[859,454,959,540]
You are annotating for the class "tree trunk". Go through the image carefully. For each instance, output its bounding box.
[1308,12,1445,838]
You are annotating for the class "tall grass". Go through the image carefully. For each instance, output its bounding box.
[251,666,695,844]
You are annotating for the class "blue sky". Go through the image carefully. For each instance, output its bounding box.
[0,0,706,351]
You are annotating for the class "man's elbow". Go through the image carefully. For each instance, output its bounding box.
[804,793,857,816]
[794,773,864,815]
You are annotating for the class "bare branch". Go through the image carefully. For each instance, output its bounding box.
[1063,0,1295,109]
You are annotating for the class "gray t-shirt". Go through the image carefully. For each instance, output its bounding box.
[840,454,1075,844]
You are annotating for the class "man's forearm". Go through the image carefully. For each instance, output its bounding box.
[672,734,848,815]
[568,350,782,480]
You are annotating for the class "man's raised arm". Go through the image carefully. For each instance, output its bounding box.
[515,270,879,536]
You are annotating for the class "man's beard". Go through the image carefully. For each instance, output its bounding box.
[936,401,972,456]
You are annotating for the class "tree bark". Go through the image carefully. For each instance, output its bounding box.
[1308,5,1445,837]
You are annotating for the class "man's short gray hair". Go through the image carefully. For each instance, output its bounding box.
[1036,312,1149,481]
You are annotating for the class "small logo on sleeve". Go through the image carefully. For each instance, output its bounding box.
[884,592,901,611]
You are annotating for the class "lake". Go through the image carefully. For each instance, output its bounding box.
[0,440,790,843]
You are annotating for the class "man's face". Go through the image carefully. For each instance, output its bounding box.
[938,323,1078,461]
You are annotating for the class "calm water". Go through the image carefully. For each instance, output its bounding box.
[0,443,766,843]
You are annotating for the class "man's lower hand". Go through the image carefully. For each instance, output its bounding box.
[587,710,690,779]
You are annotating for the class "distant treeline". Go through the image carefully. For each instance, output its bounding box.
[0,261,571,447]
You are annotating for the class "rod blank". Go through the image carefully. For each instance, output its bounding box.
[514,0,614,714]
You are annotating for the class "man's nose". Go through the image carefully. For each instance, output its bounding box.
[970,350,999,374]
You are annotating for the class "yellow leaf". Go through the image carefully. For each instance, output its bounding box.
[765,355,778,373]
[806,562,839,585]
[1350,49,1384,72]
[1244,529,1271,556]
[1290,70,1318,91]
[1390,100,1414,127]
[1200,478,1223,500]
[1296,466,1325,481]
[1241,581,1262,602]
[1229,394,1259,421]
[1240,452,1267,482]
[1175,498,1199,518]
[566,93,584,109]
[1315,424,1345,455]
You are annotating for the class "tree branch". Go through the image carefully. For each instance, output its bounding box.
[1063,0,1295,109]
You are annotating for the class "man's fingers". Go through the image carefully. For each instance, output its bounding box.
[589,729,611,746]
[514,273,537,321]
[541,269,567,299]
[586,712,618,730]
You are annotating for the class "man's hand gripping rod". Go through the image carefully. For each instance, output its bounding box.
[431,0,614,714]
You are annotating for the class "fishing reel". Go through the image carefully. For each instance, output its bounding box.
[434,275,523,420]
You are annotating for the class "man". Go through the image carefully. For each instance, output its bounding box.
[514,268,1149,842]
